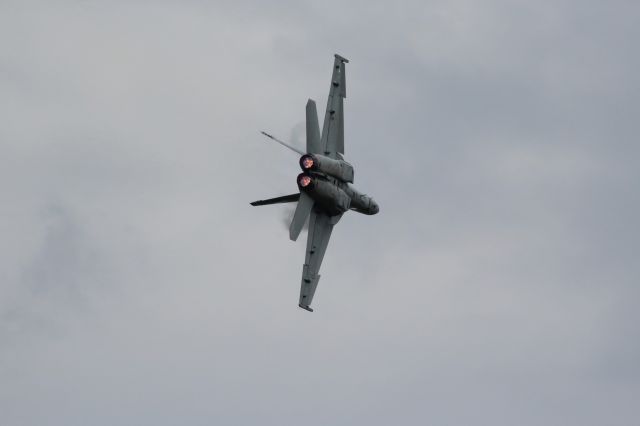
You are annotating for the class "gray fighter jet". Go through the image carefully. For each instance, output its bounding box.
[251,54,379,312]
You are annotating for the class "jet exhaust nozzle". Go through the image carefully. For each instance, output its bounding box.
[297,173,314,189]
[298,154,354,183]
[297,173,350,215]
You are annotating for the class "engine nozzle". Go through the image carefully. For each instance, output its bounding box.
[298,153,354,183]
[297,173,313,188]
[300,154,315,170]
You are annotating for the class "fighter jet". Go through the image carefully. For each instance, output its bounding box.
[251,54,379,312]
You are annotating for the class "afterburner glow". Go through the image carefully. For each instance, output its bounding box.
[302,156,314,169]
[298,174,312,187]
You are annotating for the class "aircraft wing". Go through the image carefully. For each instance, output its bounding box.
[298,209,340,311]
[319,54,348,159]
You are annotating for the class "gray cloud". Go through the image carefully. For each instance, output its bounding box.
[1,1,638,425]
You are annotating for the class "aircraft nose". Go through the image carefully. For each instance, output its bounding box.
[371,201,379,214]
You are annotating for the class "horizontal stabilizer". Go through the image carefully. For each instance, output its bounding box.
[250,193,300,206]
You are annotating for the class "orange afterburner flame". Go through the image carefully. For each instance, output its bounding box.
[298,174,312,187]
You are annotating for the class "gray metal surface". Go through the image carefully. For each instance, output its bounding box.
[289,191,314,242]
[305,99,321,154]
[298,209,335,311]
[320,55,348,158]
[250,193,300,206]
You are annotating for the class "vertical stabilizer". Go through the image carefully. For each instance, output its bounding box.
[306,99,321,154]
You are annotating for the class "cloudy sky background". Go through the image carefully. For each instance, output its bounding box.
[1,1,638,424]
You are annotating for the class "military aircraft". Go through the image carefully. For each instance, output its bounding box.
[251,54,379,312]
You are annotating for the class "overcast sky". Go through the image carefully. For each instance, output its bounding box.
[1,1,639,425]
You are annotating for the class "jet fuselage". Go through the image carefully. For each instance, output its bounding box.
[297,153,379,216]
